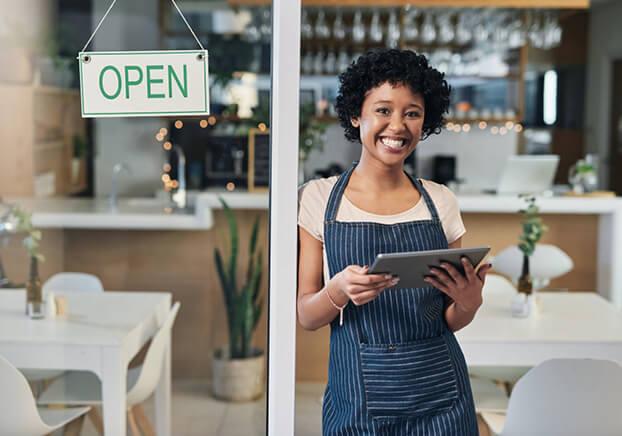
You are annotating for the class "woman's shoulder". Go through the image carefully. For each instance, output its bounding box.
[298,175,339,204]
[419,178,455,199]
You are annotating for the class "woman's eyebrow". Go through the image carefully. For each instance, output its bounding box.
[373,100,424,110]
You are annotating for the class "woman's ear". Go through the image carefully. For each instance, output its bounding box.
[351,117,360,128]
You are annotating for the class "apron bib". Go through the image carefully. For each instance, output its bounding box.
[321,164,477,435]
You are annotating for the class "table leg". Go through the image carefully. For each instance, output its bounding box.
[154,333,172,436]
[101,349,128,436]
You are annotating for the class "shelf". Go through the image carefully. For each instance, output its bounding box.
[34,140,65,152]
[228,0,588,8]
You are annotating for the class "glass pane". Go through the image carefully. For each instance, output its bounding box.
[0,0,271,435]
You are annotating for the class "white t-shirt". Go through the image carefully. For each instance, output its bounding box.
[298,176,466,283]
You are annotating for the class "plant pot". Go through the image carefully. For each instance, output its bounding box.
[71,158,81,185]
[211,348,264,402]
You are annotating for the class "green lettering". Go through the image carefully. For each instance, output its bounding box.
[124,65,143,99]
[99,65,122,100]
[146,65,165,99]
[168,64,188,98]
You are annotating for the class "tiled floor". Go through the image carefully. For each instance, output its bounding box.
[73,379,324,436]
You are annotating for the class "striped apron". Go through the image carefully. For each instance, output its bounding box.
[322,164,478,435]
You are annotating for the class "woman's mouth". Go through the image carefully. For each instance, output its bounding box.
[378,136,409,153]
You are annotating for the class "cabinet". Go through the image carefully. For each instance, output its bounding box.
[0,85,87,197]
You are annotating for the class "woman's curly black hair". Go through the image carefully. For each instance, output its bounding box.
[335,49,451,142]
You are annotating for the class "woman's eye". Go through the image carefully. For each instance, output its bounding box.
[407,111,421,118]
[376,108,390,115]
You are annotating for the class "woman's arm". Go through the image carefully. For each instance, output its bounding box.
[297,227,397,331]
[428,237,492,332]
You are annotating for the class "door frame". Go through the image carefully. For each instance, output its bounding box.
[267,0,301,435]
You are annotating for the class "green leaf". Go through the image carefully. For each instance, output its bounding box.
[219,197,238,298]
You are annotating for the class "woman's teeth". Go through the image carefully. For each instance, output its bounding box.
[380,137,406,150]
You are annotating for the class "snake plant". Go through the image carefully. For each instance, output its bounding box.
[214,197,263,359]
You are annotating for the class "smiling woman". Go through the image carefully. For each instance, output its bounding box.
[297,49,491,436]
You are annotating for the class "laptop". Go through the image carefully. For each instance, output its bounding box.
[493,155,560,195]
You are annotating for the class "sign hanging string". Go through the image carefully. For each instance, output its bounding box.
[80,0,205,54]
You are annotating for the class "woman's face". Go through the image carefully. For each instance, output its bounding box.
[351,82,425,167]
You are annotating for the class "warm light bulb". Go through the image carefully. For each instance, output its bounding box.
[208,116,217,126]
[155,133,164,142]
[462,124,471,132]
[162,174,171,182]
[505,121,514,130]
[499,127,508,135]
[479,121,487,130]
[159,127,168,136]
[199,119,208,128]
[174,120,183,129]
[453,125,462,133]
[514,124,523,132]
[258,123,267,132]
[163,141,172,150]
[491,126,499,135]
[226,182,236,191]
[446,122,455,131]
[163,163,171,172]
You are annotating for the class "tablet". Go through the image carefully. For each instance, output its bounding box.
[368,246,491,289]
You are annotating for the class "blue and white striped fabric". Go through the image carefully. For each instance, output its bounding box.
[322,163,478,435]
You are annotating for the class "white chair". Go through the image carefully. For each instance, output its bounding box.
[38,301,181,436]
[23,272,105,386]
[491,244,574,290]
[468,275,526,434]
[42,272,104,293]
[0,354,90,436]
[499,359,622,436]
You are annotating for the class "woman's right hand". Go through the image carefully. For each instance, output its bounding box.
[330,265,400,306]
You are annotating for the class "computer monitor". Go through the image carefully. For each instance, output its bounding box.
[496,155,560,195]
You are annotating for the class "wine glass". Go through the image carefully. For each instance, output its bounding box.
[421,10,437,44]
[508,12,526,49]
[313,50,325,75]
[369,10,383,43]
[436,11,455,45]
[402,7,420,42]
[455,11,473,45]
[333,9,346,41]
[337,49,350,73]
[324,50,337,74]
[386,9,401,48]
[242,9,261,43]
[352,11,366,43]
[528,11,545,49]
[259,7,271,43]
[301,9,314,40]
[301,51,314,75]
[315,9,331,39]
[474,10,491,44]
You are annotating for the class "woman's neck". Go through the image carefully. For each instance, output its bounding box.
[351,153,408,194]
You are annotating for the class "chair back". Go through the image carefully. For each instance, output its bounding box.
[501,359,622,436]
[482,273,516,297]
[0,355,51,435]
[126,302,181,406]
[43,272,104,293]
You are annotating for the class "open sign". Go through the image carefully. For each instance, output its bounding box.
[78,50,210,118]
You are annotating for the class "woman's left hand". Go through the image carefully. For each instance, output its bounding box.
[424,257,493,314]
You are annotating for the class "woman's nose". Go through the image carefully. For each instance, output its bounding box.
[388,114,407,132]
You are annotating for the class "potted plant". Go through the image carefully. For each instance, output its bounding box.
[299,102,328,183]
[71,135,87,186]
[10,206,45,317]
[516,195,548,299]
[212,198,264,401]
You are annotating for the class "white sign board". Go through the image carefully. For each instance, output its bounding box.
[78,50,210,118]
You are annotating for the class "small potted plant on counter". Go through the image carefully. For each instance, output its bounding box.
[212,198,265,401]
[513,195,548,317]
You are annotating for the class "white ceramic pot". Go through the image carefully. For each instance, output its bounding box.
[212,349,265,402]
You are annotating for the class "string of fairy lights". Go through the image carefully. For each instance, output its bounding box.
[445,120,523,135]
[155,117,268,193]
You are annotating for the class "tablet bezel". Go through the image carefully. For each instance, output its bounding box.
[368,246,491,289]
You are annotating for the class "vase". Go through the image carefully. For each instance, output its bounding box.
[211,348,265,402]
[26,256,44,319]
[512,254,536,317]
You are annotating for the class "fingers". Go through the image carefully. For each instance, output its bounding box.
[438,262,467,288]
[461,257,478,283]
[344,265,394,287]
[344,277,398,297]
[477,263,493,282]
[423,275,452,297]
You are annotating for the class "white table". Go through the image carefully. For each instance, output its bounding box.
[456,291,622,366]
[0,290,172,436]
